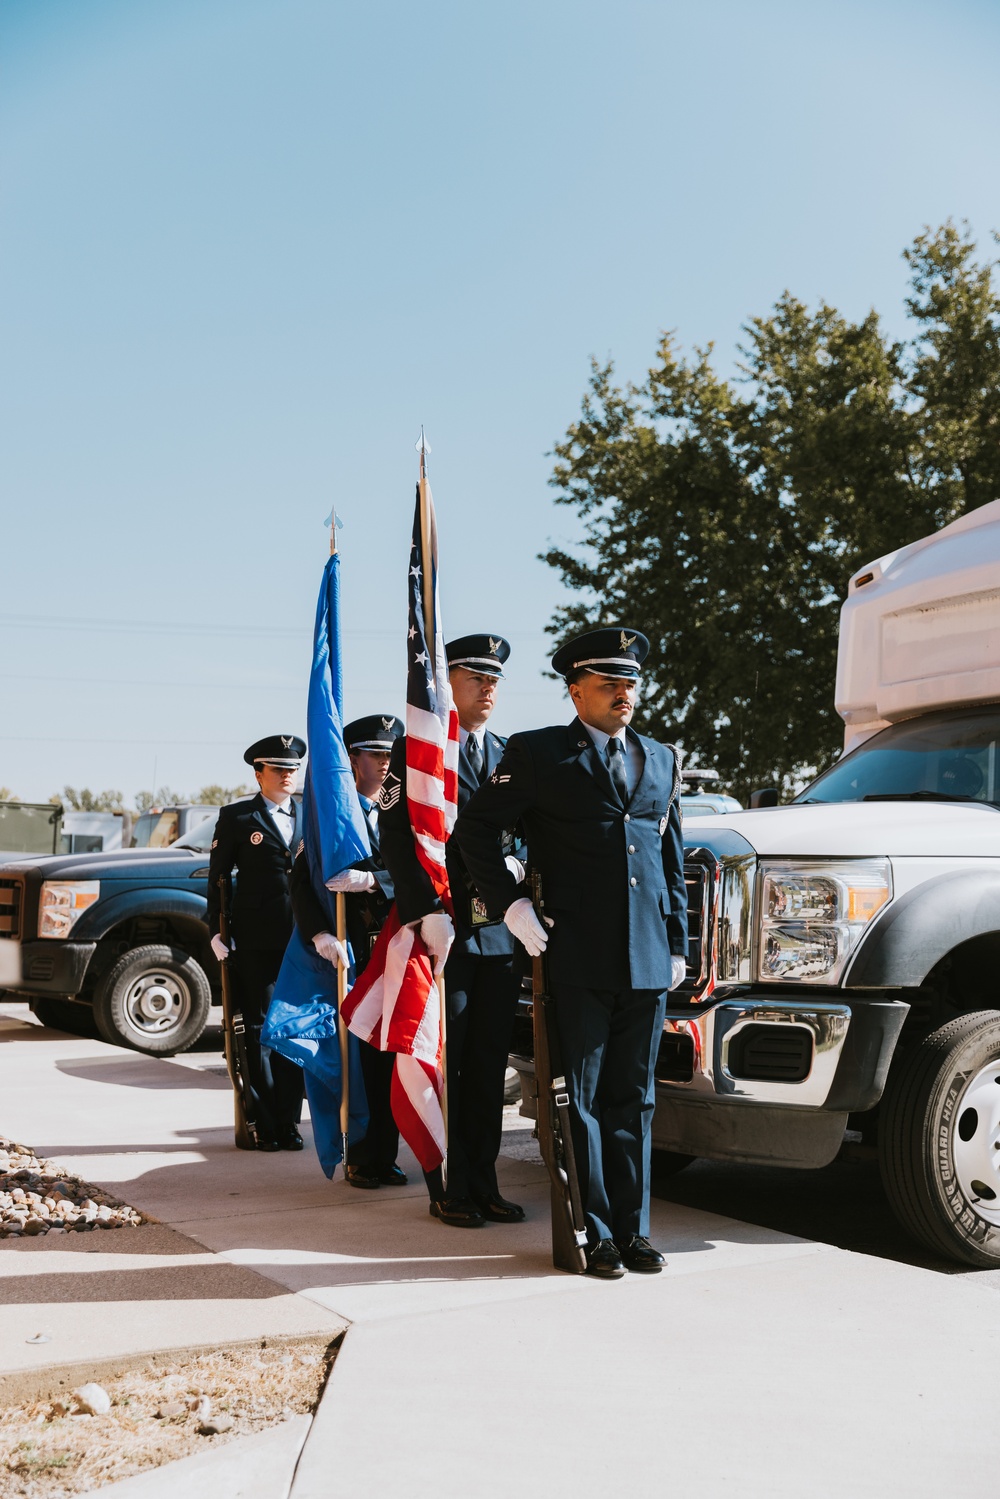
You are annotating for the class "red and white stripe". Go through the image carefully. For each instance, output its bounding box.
[341,474,456,1172]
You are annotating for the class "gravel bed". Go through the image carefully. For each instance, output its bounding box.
[0,1136,143,1239]
[1,1339,336,1495]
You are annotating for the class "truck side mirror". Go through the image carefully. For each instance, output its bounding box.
[749,787,779,809]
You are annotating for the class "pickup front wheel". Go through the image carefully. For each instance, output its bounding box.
[879,1010,1000,1267]
[93,944,211,1056]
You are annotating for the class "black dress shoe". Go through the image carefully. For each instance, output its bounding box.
[278,1129,304,1151]
[472,1193,526,1223]
[429,1197,486,1228]
[615,1235,665,1273]
[586,1239,626,1279]
[378,1164,408,1186]
[345,1165,382,1189]
[255,1137,280,1153]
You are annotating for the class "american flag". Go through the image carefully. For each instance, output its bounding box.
[341,469,459,1171]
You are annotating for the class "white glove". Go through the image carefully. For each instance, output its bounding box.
[325,868,377,894]
[504,855,527,884]
[313,931,350,968]
[504,897,553,958]
[417,910,455,974]
[210,934,231,963]
[669,956,687,991]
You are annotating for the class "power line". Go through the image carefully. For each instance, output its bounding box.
[0,613,553,642]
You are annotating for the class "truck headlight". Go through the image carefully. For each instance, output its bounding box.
[757,860,891,984]
[38,881,100,939]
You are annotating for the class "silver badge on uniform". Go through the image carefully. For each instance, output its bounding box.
[250,831,264,845]
[658,815,668,835]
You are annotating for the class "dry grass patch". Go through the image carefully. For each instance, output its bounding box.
[1,1337,337,1496]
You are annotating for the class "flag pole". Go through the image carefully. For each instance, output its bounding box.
[330,507,352,1177]
[417,431,449,1190]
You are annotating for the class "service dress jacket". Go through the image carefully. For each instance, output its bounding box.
[206,794,300,953]
[453,719,687,992]
[289,802,395,977]
[377,729,518,960]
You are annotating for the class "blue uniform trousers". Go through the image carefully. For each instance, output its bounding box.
[552,984,667,1245]
[423,952,520,1202]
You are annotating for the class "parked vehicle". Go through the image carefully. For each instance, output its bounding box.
[511,499,1000,1267]
[0,815,220,1054]
[130,804,220,849]
[0,801,63,858]
[679,769,742,816]
[61,811,126,854]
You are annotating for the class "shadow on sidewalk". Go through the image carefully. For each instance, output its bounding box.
[55,1056,231,1091]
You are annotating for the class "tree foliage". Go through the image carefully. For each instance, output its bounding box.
[543,223,1000,801]
[53,787,126,812]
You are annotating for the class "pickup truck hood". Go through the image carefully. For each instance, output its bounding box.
[0,848,208,882]
[682,800,1000,858]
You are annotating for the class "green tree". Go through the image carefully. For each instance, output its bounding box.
[132,788,184,814]
[54,787,126,812]
[194,784,253,805]
[543,222,999,802]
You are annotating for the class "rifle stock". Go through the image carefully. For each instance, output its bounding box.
[531,872,588,1273]
[216,875,256,1150]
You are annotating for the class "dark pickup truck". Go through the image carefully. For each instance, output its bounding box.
[0,815,219,1054]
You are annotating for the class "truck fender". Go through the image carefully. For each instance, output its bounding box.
[845,869,1000,988]
[73,887,209,943]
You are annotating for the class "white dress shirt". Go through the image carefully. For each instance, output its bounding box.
[581,721,644,797]
[263,795,296,846]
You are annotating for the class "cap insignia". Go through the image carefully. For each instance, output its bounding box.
[281,736,293,749]
[488,637,501,655]
[620,631,637,652]
[381,717,394,732]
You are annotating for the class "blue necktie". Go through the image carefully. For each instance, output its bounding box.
[606,738,628,804]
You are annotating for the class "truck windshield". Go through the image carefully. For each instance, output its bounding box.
[797,708,1000,808]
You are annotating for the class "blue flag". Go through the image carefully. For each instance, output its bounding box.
[263,550,373,1178]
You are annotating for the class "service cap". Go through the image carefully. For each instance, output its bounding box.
[446,633,511,678]
[244,733,306,768]
[551,627,649,681]
[344,714,404,752]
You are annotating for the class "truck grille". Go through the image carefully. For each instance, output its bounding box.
[677,851,716,996]
[0,878,22,940]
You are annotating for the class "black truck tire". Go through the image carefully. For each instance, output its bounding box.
[93,944,211,1056]
[30,997,99,1038]
[879,1009,1000,1267]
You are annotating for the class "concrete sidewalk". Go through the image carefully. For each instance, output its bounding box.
[3,1002,1000,1497]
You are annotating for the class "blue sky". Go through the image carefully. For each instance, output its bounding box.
[2,0,999,803]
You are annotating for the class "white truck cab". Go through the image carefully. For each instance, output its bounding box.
[651,501,1000,1266]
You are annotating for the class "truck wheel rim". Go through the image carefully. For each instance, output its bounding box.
[123,971,191,1036]
[951,1062,1000,1227]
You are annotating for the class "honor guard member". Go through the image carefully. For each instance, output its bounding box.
[289,712,407,1189]
[454,628,688,1278]
[207,735,307,1152]
[378,634,526,1229]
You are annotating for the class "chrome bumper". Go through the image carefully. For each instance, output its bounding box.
[660,997,852,1107]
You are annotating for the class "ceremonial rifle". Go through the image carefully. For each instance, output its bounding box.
[216,875,257,1150]
[530,871,588,1273]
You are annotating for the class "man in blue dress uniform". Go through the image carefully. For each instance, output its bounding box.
[378,634,527,1229]
[207,734,307,1152]
[289,713,407,1188]
[454,628,688,1277]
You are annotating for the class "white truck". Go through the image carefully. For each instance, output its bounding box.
[509,500,1000,1266]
